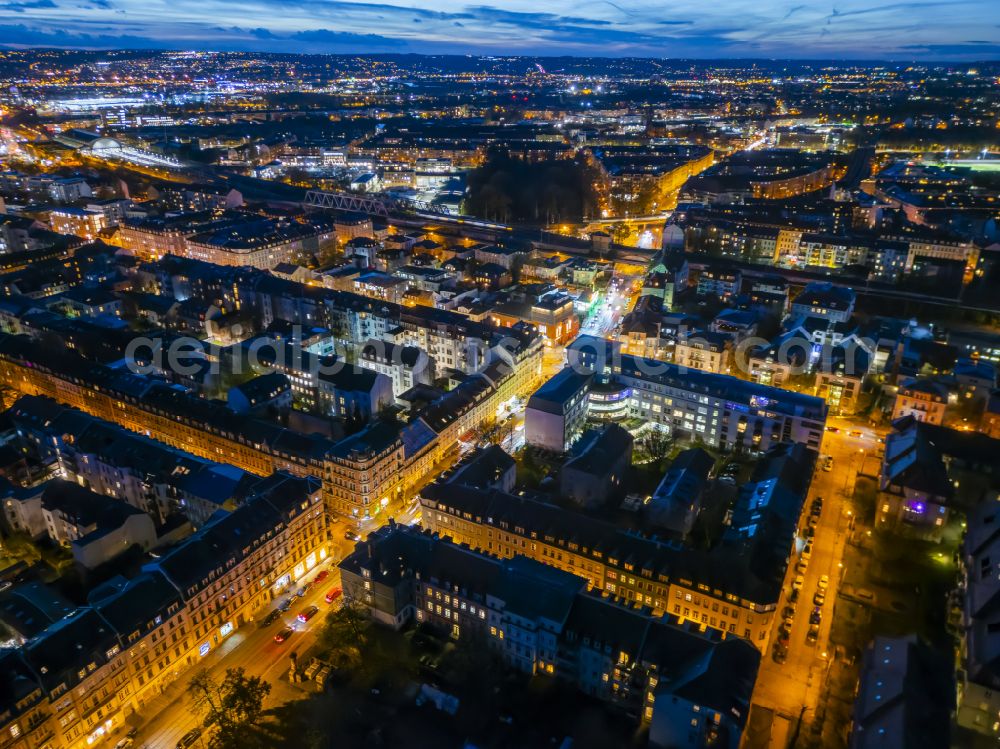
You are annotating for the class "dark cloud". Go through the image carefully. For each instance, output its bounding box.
[897,41,1000,55]
[256,1,473,21]
[466,7,613,29]
[0,22,405,52]
[4,0,57,12]
[0,0,995,60]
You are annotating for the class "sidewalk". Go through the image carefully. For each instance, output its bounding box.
[129,625,254,733]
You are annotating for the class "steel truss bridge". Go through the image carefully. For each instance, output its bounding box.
[303,190,452,218]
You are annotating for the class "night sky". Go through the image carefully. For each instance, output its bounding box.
[0,0,997,60]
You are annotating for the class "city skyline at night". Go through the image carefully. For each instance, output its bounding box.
[0,12,997,749]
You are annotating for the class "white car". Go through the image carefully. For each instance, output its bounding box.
[793,575,805,591]
[818,574,830,591]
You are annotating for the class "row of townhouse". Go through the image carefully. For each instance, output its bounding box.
[0,326,542,529]
[0,472,326,749]
[339,523,759,749]
[419,442,816,654]
[323,326,544,525]
[7,395,253,527]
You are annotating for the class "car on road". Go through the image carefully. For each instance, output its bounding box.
[807,515,819,531]
[849,430,863,438]
[297,605,319,623]
[782,605,795,620]
[806,625,820,645]
[818,574,830,590]
[823,456,834,472]
[792,575,804,591]
[315,570,329,583]
[177,729,201,749]
[126,729,138,740]
[783,616,794,630]
[259,609,281,627]
[325,587,343,604]
[344,531,361,542]
[277,598,292,612]
[795,560,808,575]
[809,607,822,625]
[274,626,294,643]
[114,738,133,749]
[825,426,839,433]
[813,590,826,607]
[801,542,812,561]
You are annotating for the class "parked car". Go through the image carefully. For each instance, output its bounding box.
[806,625,820,645]
[260,609,281,627]
[813,590,826,607]
[274,626,294,643]
[793,575,805,591]
[818,574,830,590]
[277,598,292,612]
[809,607,822,625]
[325,587,343,604]
[789,589,800,604]
[782,605,795,620]
[297,605,319,623]
[177,729,201,749]
[823,456,834,472]
[315,570,330,583]
[114,738,133,749]
[795,560,808,575]
[295,585,308,598]
[772,643,787,664]
[801,542,812,561]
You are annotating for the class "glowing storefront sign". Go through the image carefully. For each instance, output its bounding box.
[86,719,114,744]
[199,642,210,657]
[220,622,233,637]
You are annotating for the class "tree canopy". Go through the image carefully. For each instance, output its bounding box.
[465,148,600,224]
[188,667,272,749]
